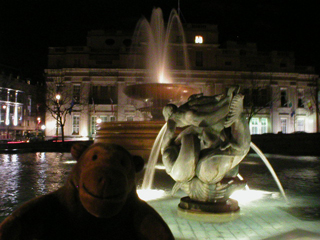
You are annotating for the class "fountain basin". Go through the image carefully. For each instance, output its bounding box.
[124,83,199,103]
[95,121,184,162]
[95,121,166,160]
[178,197,240,223]
[124,83,200,120]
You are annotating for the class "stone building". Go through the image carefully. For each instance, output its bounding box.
[0,64,44,141]
[45,24,319,140]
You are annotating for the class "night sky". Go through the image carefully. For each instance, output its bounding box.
[0,0,319,83]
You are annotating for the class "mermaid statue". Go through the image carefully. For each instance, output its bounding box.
[161,86,251,216]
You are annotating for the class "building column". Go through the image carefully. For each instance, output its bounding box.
[5,90,10,125]
[14,91,18,126]
[5,106,9,126]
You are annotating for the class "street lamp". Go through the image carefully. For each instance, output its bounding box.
[55,94,61,137]
[55,94,61,102]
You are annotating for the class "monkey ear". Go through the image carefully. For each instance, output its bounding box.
[132,155,144,172]
[71,143,88,161]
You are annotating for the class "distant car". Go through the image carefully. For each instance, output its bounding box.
[24,131,45,142]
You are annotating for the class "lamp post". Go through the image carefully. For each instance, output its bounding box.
[55,94,61,138]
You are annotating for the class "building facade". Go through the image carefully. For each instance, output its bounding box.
[0,64,45,141]
[45,24,319,140]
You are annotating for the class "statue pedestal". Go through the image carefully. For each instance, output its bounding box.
[177,197,240,222]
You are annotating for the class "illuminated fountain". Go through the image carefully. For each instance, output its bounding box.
[95,7,199,157]
[95,8,288,221]
[125,7,199,120]
[124,84,198,120]
[129,7,189,83]
[139,87,288,222]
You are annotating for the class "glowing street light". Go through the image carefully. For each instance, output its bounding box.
[55,94,61,136]
[55,94,61,102]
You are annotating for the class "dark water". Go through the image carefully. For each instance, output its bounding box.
[240,153,320,197]
[1,152,320,223]
[0,152,75,222]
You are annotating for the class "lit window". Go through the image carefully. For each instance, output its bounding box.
[72,115,80,135]
[195,36,203,44]
[297,118,305,132]
[250,118,259,134]
[91,116,97,135]
[249,118,268,134]
[100,116,108,122]
[280,118,287,133]
[261,118,268,134]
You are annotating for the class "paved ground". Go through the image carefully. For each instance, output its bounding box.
[144,189,320,240]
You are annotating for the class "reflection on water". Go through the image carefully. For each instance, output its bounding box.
[0,152,74,221]
[241,154,320,197]
[0,152,319,222]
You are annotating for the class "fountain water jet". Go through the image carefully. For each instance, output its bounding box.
[141,123,167,190]
[250,142,288,203]
[125,7,199,120]
[128,7,190,83]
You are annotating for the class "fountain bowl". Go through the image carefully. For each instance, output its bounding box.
[95,120,184,162]
[95,121,166,160]
[124,83,200,103]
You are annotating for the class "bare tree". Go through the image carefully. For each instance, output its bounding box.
[240,73,279,123]
[45,80,74,143]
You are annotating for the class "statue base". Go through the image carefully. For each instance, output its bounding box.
[177,197,240,222]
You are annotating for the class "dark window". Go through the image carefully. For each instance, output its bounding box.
[242,88,250,107]
[9,90,15,102]
[240,50,246,56]
[176,51,184,67]
[259,88,269,106]
[0,89,7,101]
[123,39,132,46]
[297,89,304,108]
[73,85,81,104]
[176,35,182,43]
[90,85,118,104]
[17,92,24,103]
[280,88,288,107]
[242,88,270,107]
[196,51,203,67]
[105,39,115,45]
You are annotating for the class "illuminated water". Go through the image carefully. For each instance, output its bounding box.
[250,142,288,202]
[129,7,190,83]
[1,152,320,223]
[141,122,167,190]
